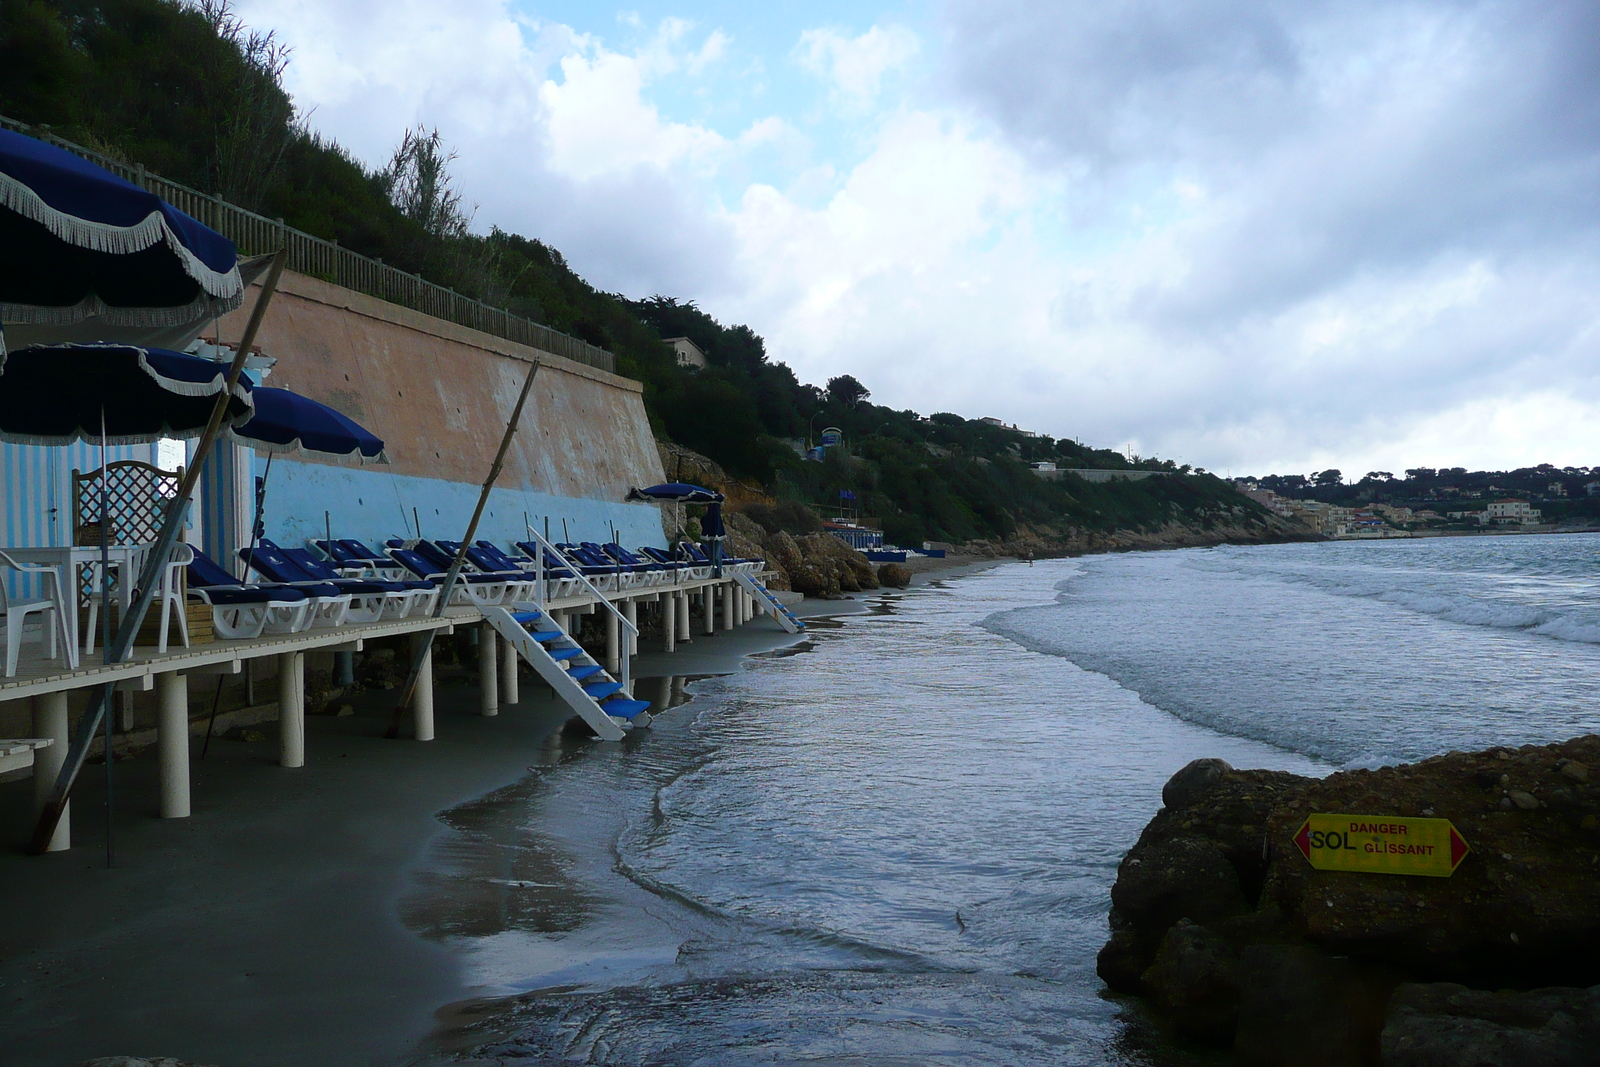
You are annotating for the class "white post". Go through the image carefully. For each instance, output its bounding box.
[278,652,304,768]
[745,591,755,623]
[606,608,620,673]
[624,600,638,655]
[663,592,677,652]
[32,692,69,852]
[702,589,715,635]
[156,671,190,818]
[677,592,691,643]
[500,635,519,706]
[723,582,736,630]
[412,633,435,741]
[479,621,498,717]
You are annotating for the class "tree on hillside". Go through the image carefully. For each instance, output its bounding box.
[1314,469,1344,486]
[195,0,299,211]
[379,126,470,240]
[827,374,870,409]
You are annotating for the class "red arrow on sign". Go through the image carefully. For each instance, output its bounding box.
[1449,826,1470,870]
[1293,819,1312,861]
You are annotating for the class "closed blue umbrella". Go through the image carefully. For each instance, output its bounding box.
[0,127,244,352]
[628,482,724,504]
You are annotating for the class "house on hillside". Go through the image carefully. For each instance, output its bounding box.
[665,337,707,369]
[1486,499,1542,526]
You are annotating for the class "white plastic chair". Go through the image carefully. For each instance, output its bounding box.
[0,551,73,677]
[156,543,192,653]
[85,542,192,655]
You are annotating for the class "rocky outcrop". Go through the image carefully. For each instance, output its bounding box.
[1101,737,1600,1066]
[877,562,912,588]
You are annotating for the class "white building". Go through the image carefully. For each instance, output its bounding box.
[664,336,707,369]
[1486,499,1542,525]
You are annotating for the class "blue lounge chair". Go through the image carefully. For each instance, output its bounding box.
[605,543,680,583]
[241,541,432,622]
[385,545,517,607]
[187,547,319,637]
[314,538,408,579]
[284,547,437,616]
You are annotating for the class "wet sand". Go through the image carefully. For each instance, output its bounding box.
[0,598,878,1067]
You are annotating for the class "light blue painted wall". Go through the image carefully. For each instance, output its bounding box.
[258,457,667,552]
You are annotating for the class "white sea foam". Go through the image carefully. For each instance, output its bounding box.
[986,537,1600,767]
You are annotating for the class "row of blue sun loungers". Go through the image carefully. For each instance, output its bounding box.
[181,537,763,639]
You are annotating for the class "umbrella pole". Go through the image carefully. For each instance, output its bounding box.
[30,250,287,855]
[99,412,114,868]
[242,453,273,581]
[387,360,540,740]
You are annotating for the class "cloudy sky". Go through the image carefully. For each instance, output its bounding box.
[233,0,1600,476]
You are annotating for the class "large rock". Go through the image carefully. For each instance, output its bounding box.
[1140,919,1242,1042]
[1101,737,1600,1065]
[1231,944,1393,1067]
[877,562,912,588]
[783,533,878,598]
[1380,982,1600,1067]
[1262,740,1600,984]
[1165,757,1234,808]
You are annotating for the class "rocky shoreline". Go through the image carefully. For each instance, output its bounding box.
[1100,737,1600,1066]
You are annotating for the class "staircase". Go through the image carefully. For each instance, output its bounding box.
[732,572,805,634]
[484,606,652,741]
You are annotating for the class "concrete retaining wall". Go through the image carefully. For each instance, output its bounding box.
[216,272,667,552]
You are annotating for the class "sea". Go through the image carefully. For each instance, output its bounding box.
[406,534,1600,1066]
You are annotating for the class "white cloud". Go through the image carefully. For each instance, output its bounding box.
[795,24,920,106]
[230,0,1600,475]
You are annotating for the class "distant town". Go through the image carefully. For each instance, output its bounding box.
[1231,465,1600,537]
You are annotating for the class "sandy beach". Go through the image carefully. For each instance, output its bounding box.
[0,589,901,1067]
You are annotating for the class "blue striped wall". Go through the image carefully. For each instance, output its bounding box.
[0,439,158,598]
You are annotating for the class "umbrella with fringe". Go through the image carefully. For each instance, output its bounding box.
[0,127,246,354]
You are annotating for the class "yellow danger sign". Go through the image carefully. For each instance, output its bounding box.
[1292,814,1469,878]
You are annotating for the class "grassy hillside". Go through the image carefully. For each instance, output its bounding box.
[0,0,1278,547]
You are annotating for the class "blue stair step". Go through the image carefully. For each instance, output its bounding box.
[601,698,652,720]
[530,630,565,643]
[549,647,584,662]
[567,664,603,681]
[583,681,624,700]
[511,610,543,625]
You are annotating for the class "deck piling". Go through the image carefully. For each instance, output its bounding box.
[278,652,305,768]
[676,592,691,643]
[499,635,518,706]
[156,672,190,818]
[31,693,69,852]
[410,634,435,741]
[478,622,498,717]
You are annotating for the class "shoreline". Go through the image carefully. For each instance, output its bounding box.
[0,579,982,1067]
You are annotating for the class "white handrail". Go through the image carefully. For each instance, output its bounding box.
[524,526,638,694]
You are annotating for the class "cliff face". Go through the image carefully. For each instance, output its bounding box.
[1100,737,1600,1066]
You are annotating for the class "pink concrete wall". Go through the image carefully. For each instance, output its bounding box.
[215,272,666,501]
